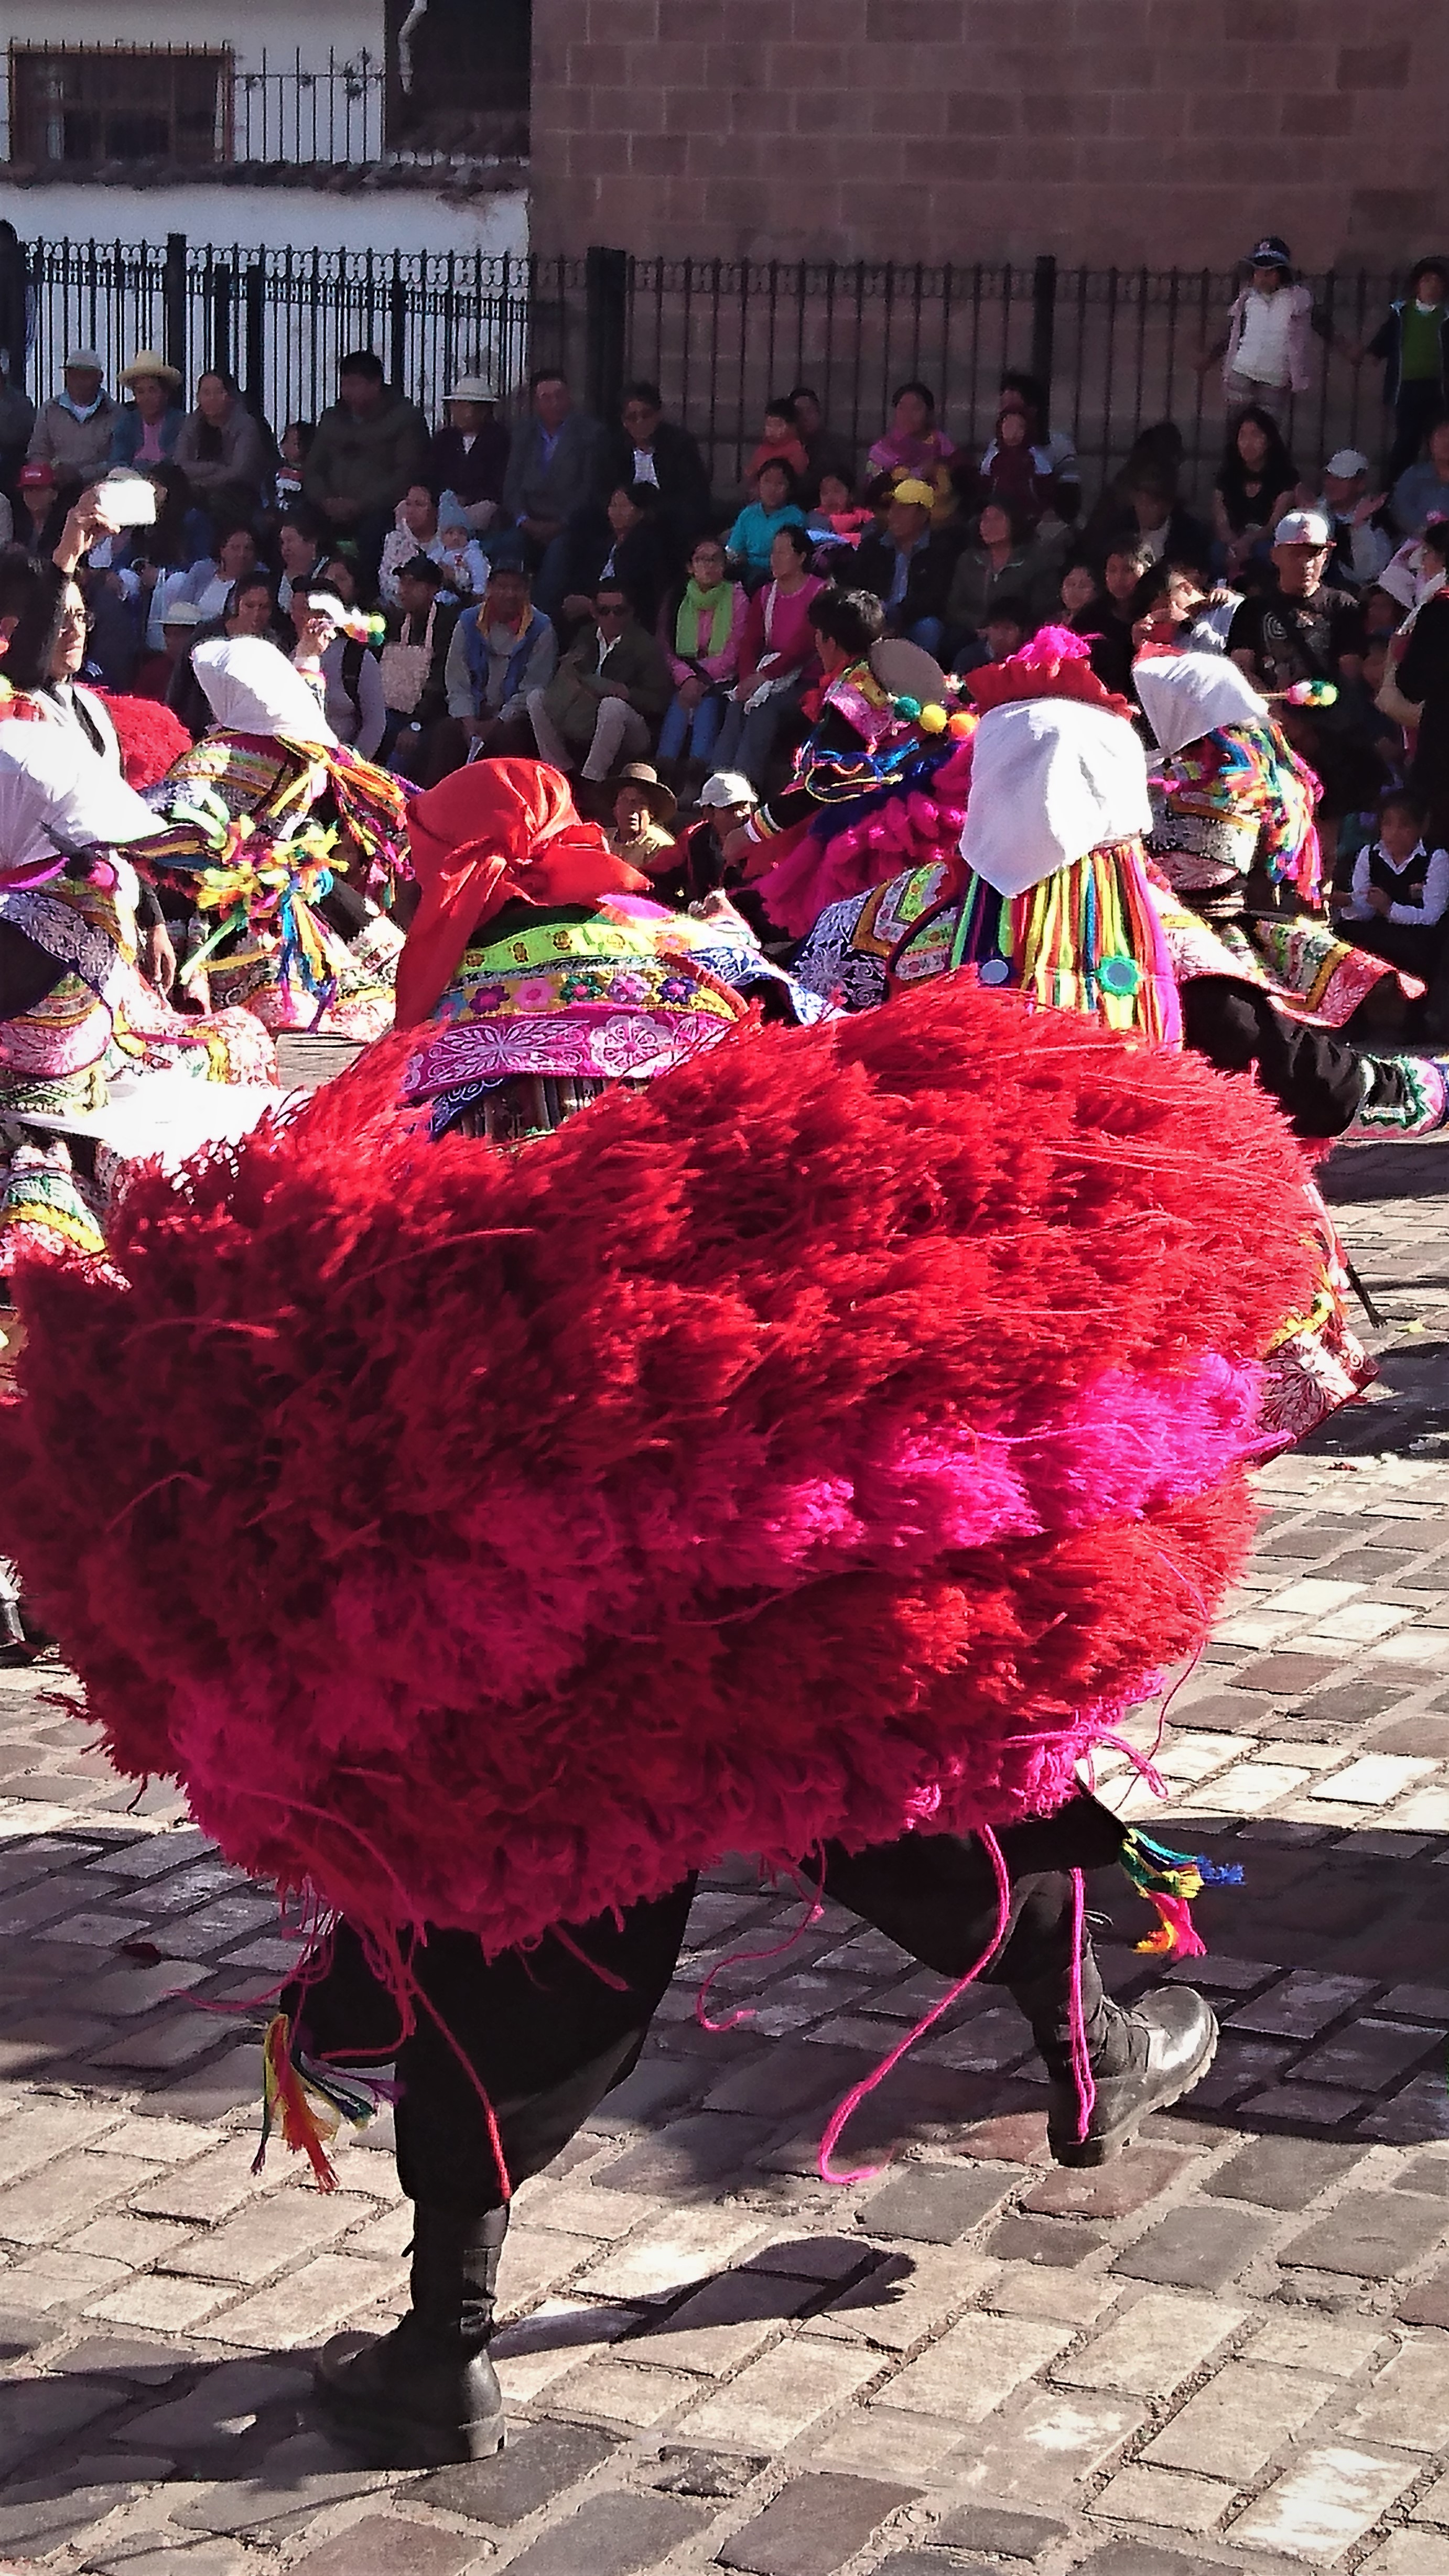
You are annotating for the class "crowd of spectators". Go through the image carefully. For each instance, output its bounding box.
[3,234,1449,1006]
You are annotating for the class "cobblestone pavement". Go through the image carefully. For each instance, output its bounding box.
[1,1140,1447,2576]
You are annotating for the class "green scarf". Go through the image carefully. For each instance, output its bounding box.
[675,578,731,662]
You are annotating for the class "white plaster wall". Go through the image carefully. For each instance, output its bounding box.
[1,182,528,260]
[7,1,383,74]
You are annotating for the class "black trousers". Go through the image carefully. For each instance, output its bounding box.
[1389,381,1447,483]
[289,1796,1127,2211]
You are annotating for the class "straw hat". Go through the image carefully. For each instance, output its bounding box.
[446,374,499,404]
[120,351,182,390]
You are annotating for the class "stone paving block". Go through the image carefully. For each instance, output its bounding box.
[580,2060,707,2137]
[1340,2331,1449,2448]
[50,2335,191,2387]
[0,2476,138,2557]
[813,2406,966,2483]
[1280,2189,1449,2276]
[170,2433,390,2540]
[1055,2291,1245,2396]
[717,2470,916,2573]
[1363,2535,1449,2576]
[578,2208,766,2303]
[807,2249,1000,2354]
[1067,2550,1228,2576]
[1398,2267,1449,2327]
[0,2375,127,2476]
[492,2224,598,2319]
[1360,2077,1449,2144]
[1093,2462,1235,2531]
[503,2489,712,2575]
[135,2043,261,2125]
[411,2418,621,2525]
[0,2249,126,2311]
[653,2445,770,2499]
[67,2214,192,2269]
[490,2298,643,2403]
[1413,2474,1449,2525]
[192,2253,399,2347]
[740,2234,866,2284]
[855,2164,1019,2244]
[944,2389,1147,2502]
[1142,2360,1336,2479]
[1022,2147,1195,2220]
[1246,2311,1391,2376]
[85,2274,229,2332]
[1292,2017,1438,2090]
[115,2356,313,2451]
[287,2517,480,2574]
[630,2261,815,2376]
[84,2545,250,2576]
[701,2046,877,2121]
[679,2340,882,2447]
[1203,2135,1368,2210]
[1229,2443,1418,2558]
[882,2310,1071,2420]
[1240,2081,1370,2128]
[128,2146,269,2225]
[1228,1971,1378,2039]
[933,2503,1069,2559]
[162,2188,372,2284]
[0,2095,121,2188]
[987,2213,1110,2267]
[1109,2202,1276,2291]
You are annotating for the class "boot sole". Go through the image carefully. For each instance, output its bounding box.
[1048,2015,1219,2169]
[313,2364,505,2468]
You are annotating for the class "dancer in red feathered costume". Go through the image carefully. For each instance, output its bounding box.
[0,754,1319,2467]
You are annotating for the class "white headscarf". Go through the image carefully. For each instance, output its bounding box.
[0,721,161,877]
[958,697,1152,899]
[1132,651,1268,758]
[192,636,338,747]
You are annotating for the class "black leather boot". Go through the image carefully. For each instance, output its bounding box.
[314,2201,507,2464]
[1009,1938,1218,2168]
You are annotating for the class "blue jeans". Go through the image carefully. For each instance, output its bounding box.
[714,681,803,791]
[658,690,726,766]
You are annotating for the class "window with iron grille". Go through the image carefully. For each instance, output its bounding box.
[10,46,232,165]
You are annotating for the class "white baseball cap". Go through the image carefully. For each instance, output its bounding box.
[1274,509,1332,547]
[698,772,758,809]
[1325,449,1371,480]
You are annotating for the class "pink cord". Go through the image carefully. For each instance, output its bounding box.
[1067,1867,1096,2143]
[552,1925,630,1992]
[695,1869,824,2032]
[816,1823,1012,2188]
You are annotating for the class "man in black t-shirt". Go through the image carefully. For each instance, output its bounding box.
[1228,509,1379,821]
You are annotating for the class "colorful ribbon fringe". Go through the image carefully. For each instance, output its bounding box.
[252,2012,396,2191]
[1119,1828,1243,1957]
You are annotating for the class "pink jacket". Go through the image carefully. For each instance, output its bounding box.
[663,582,748,690]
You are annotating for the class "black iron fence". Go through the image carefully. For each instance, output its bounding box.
[13,237,1407,501]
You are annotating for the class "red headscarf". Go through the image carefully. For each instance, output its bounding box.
[394,760,651,1028]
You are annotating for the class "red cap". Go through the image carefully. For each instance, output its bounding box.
[18,461,56,489]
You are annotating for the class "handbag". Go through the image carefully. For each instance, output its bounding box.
[380,604,437,716]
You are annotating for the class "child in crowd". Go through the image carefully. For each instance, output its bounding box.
[744,398,810,493]
[274,420,313,505]
[726,458,807,582]
[1334,787,1449,991]
[438,514,492,600]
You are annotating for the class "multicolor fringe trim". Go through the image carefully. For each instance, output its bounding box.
[1119,1828,1243,1958]
[943,840,1183,1045]
[252,2012,397,2192]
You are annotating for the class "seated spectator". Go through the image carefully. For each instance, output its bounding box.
[1311,449,1393,593]
[276,506,328,615]
[1350,260,1449,483]
[172,371,272,520]
[437,510,492,602]
[1390,414,1449,536]
[380,555,460,771]
[867,379,957,486]
[665,770,760,904]
[1196,236,1314,427]
[167,572,283,734]
[944,499,1048,660]
[12,459,62,563]
[1082,537,1154,695]
[744,396,811,493]
[1230,508,1374,823]
[1130,560,1225,653]
[805,471,873,555]
[657,531,748,768]
[853,477,959,649]
[978,405,1055,526]
[1116,468,1212,575]
[996,372,1082,518]
[1081,419,1186,560]
[289,581,387,758]
[562,481,671,636]
[974,594,1035,668]
[430,374,509,535]
[524,577,672,781]
[27,348,116,485]
[1212,406,1298,577]
[275,419,313,508]
[1058,557,1104,623]
[0,362,36,490]
[603,761,678,874]
[432,562,557,777]
[726,458,806,583]
[1333,787,1448,984]
[189,525,263,624]
[302,350,430,584]
[715,525,826,787]
[133,596,203,704]
[787,384,856,495]
[501,369,608,617]
[110,351,185,468]
[379,482,450,607]
[605,380,712,547]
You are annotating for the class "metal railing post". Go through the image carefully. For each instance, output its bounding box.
[243,262,266,416]
[1031,253,1057,407]
[585,245,628,425]
[163,232,188,382]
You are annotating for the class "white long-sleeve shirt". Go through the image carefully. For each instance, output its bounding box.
[1347,839,1449,927]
